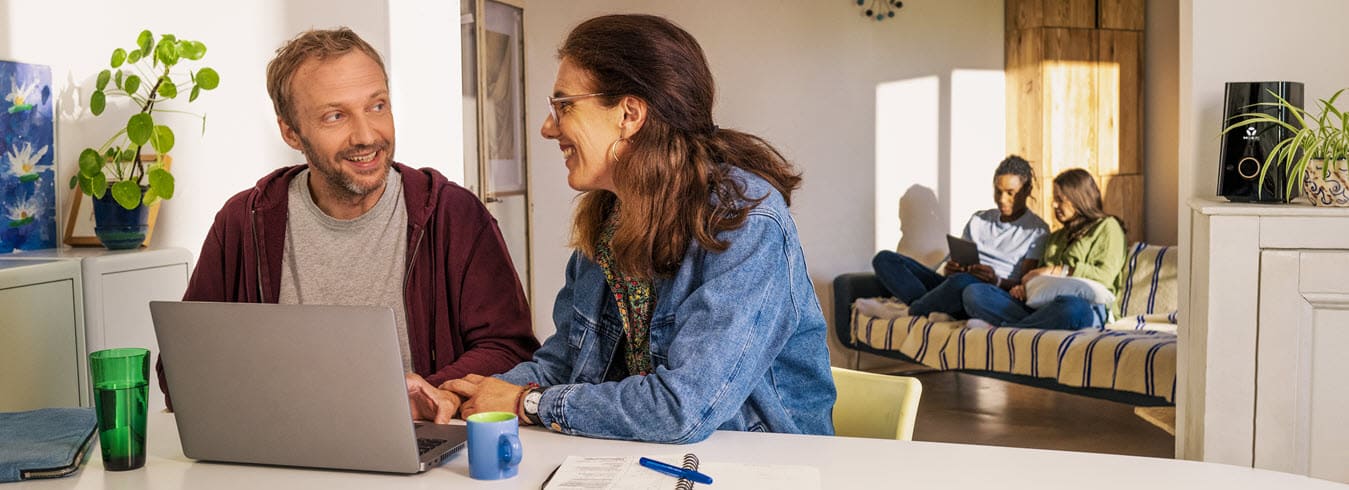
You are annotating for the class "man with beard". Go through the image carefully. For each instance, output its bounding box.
[157,28,538,423]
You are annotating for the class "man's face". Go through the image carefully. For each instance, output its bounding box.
[279,51,395,199]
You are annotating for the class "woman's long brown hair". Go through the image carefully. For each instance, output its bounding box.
[561,15,802,279]
[1052,168,1127,245]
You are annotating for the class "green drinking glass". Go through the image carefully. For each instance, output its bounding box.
[88,347,150,471]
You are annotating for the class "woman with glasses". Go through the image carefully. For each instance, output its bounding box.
[444,14,836,443]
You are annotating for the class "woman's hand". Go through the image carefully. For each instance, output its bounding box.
[406,372,460,424]
[444,374,527,421]
[967,264,997,284]
[1010,284,1027,301]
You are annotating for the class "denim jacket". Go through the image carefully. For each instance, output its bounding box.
[498,168,836,443]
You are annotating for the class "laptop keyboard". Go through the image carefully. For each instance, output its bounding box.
[417,438,448,455]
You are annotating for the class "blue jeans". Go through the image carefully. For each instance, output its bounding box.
[961,283,1108,330]
[872,251,982,318]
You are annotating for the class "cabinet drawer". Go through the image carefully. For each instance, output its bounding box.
[1262,217,1349,249]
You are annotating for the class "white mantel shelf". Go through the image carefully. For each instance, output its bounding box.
[1190,197,1349,217]
[1189,198,1349,250]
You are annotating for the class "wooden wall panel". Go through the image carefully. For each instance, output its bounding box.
[1099,0,1145,30]
[1042,28,1098,176]
[1007,0,1145,241]
[1101,173,1145,243]
[1097,30,1143,176]
[1035,175,1058,233]
[1005,28,1044,166]
[1007,0,1096,30]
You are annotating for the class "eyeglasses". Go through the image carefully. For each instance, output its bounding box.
[546,92,610,123]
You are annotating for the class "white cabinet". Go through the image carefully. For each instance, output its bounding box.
[1185,198,1349,483]
[2,247,192,411]
[0,259,85,411]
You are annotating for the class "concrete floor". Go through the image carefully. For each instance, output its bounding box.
[907,370,1175,458]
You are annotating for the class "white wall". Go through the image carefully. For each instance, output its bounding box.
[388,0,463,184]
[1145,0,1179,245]
[0,0,470,263]
[522,0,1007,367]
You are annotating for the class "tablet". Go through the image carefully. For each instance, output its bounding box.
[946,235,981,266]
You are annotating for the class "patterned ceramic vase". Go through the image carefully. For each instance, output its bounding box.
[1302,159,1349,207]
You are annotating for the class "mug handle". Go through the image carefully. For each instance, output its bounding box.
[498,433,522,467]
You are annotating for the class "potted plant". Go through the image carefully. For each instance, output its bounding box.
[1223,88,1349,206]
[70,29,219,248]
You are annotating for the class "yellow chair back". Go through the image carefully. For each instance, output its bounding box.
[830,367,922,440]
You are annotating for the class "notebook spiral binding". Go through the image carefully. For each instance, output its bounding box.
[674,453,700,490]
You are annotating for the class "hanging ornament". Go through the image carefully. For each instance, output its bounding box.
[856,0,903,21]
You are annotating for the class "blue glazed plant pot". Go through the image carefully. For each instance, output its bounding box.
[91,187,149,249]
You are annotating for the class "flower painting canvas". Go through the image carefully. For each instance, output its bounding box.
[0,60,55,252]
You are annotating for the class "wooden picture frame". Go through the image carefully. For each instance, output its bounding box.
[63,155,170,247]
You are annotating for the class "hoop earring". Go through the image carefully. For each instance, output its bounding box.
[608,138,627,164]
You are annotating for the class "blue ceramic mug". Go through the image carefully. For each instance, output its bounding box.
[466,412,523,480]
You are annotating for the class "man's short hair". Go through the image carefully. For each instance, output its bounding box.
[266,27,387,130]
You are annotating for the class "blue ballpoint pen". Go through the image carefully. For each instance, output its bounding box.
[638,457,714,485]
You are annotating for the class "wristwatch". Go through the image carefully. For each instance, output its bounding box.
[521,388,544,426]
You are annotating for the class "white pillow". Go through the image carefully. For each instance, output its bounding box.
[1024,275,1115,308]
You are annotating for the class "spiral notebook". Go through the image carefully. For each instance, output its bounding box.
[542,453,819,490]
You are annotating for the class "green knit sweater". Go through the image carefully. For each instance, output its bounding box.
[1041,217,1127,296]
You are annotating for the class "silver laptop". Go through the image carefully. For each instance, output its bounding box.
[150,301,466,473]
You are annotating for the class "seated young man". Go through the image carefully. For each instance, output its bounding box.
[872,155,1050,318]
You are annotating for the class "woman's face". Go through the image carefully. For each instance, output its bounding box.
[540,58,624,193]
[1051,186,1078,224]
[993,174,1028,218]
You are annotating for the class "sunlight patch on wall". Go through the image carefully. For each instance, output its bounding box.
[875,75,940,265]
[949,69,1006,235]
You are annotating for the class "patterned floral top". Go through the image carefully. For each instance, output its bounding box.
[595,205,654,376]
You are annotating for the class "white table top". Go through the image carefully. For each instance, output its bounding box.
[24,411,1347,489]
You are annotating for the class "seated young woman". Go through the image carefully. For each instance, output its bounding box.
[871,155,1050,318]
[440,14,835,444]
[962,168,1127,330]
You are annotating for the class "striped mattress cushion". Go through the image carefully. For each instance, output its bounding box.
[1113,243,1178,331]
[850,300,1176,402]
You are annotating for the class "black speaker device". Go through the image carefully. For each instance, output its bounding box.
[1218,81,1304,202]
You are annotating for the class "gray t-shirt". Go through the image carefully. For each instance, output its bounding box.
[278,168,412,371]
[961,208,1050,281]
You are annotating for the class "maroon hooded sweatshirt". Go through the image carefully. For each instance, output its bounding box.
[157,163,539,406]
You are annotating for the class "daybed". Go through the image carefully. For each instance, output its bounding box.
[833,243,1178,405]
